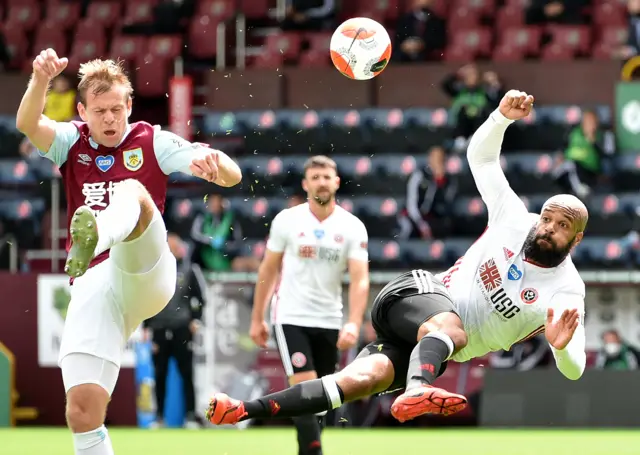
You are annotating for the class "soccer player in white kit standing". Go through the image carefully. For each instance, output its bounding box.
[248,156,370,455]
[17,49,241,455]
[206,90,588,426]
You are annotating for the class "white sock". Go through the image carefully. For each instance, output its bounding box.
[73,425,115,455]
[94,193,141,257]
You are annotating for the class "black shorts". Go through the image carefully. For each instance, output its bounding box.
[358,275,459,393]
[273,324,340,378]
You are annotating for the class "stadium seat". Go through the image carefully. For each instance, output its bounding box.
[494,4,524,29]
[453,0,496,16]
[33,25,68,56]
[238,0,269,19]
[122,0,158,26]
[445,28,493,60]
[447,7,482,31]
[44,1,81,30]
[497,27,542,56]
[2,25,28,69]
[110,34,148,63]
[264,33,303,60]
[354,0,400,21]
[298,49,330,67]
[86,1,122,27]
[135,54,171,97]
[196,0,235,21]
[540,42,576,61]
[592,1,627,27]
[250,52,284,68]
[188,14,222,59]
[0,160,37,185]
[306,32,332,53]
[74,19,107,41]
[5,3,40,32]
[545,25,591,56]
[68,36,107,72]
[147,34,183,59]
[492,43,526,61]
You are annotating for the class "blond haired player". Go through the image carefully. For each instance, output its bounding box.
[17,49,242,455]
[206,90,587,426]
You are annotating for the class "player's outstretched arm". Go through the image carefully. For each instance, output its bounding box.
[154,129,242,187]
[545,297,586,380]
[467,90,533,226]
[16,49,68,152]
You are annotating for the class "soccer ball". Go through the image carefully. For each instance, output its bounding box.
[329,17,392,80]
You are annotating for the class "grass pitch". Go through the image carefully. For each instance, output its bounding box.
[2,427,639,455]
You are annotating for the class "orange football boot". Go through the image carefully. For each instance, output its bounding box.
[206,393,248,425]
[390,385,468,423]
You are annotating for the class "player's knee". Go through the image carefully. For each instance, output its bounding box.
[336,355,392,399]
[115,179,156,238]
[445,326,468,351]
[65,385,109,433]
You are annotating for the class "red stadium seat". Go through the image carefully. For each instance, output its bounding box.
[495,5,524,30]
[306,32,332,52]
[188,15,221,59]
[598,25,628,47]
[443,45,476,62]
[591,42,616,60]
[447,7,482,31]
[299,49,330,67]
[196,0,234,21]
[453,0,496,17]
[6,4,40,32]
[265,33,302,60]
[352,8,385,25]
[546,25,591,55]
[74,19,107,41]
[68,36,108,73]
[540,42,575,60]
[2,24,27,69]
[251,52,284,68]
[498,26,542,56]
[446,27,492,59]
[355,0,400,21]
[87,1,122,27]
[147,34,183,59]
[492,43,525,61]
[33,23,68,56]
[135,54,171,97]
[592,1,627,27]
[239,0,269,19]
[110,34,148,62]
[123,0,158,26]
[504,0,530,7]
[402,0,447,17]
[44,1,81,30]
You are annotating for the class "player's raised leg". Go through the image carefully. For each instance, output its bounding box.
[65,178,155,278]
[390,309,469,422]
[207,351,396,425]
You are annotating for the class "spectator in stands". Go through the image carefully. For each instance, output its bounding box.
[123,0,195,35]
[615,0,640,60]
[397,145,457,240]
[394,0,447,63]
[525,0,588,25]
[595,329,640,370]
[553,109,615,199]
[281,0,336,31]
[44,75,76,123]
[190,193,244,272]
[442,64,503,152]
[145,233,206,429]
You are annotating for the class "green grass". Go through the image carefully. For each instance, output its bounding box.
[2,427,640,455]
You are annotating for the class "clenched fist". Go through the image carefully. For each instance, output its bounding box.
[32,48,68,82]
[498,90,534,121]
[190,151,220,183]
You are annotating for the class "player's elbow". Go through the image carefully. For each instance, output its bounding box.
[16,116,33,135]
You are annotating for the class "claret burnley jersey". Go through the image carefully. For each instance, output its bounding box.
[267,203,369,330]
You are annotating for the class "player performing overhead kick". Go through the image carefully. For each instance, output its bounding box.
[17,49,241,455]
[206,89,588,426]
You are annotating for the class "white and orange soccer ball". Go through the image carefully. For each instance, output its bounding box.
[329,17,392,80]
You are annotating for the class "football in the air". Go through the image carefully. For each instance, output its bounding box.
[329,17,392,80]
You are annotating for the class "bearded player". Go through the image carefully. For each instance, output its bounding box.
[17,49,241,455]
[206,90,587,426]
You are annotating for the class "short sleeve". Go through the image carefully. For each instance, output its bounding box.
[153,129,210,176]
[38,122,79,166]
[347,218,369,262]
[266,210,289,253]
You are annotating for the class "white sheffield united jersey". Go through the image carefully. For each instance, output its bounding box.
[435,110,586,364]
[267,203,369,330]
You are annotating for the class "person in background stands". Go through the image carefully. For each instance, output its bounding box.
[281,0,336,31]
[144,233,207,429]
[397,146,458,240]
[525,0,588,25]
[394,0,447,63]
[595,329,640,370]
[44,74,77,123]
[190,193,243,272]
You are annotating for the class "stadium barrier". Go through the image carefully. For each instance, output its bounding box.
[481,370,640,427]
[1,270,639,426]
